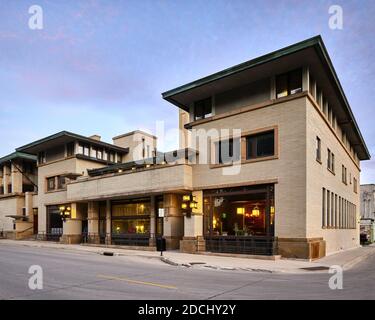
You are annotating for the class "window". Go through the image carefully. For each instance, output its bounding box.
[322,188,326,227]
[342,165,347,184]
[83,145,90,157]
[327,149,335,173]
[78,144,83,154]
[97,149,103,160]
[91,147,97,158]
[66,142,75,157]
[276,69,302,98]
[47,177,55,191]
[216,138,240,164]
[246,131,275,160]
[194,97,212,121]
[57,176,66,190]
[103,150,108,161]
[38,151,46,164]
[117,153,122,163]
[353,177,358,193]
[109,152,115,163]
[316,137,321,162]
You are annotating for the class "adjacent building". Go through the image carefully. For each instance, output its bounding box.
[0,36,370,259]
[360,184,375,243]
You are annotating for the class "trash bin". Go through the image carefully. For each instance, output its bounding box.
[156,237,166,255]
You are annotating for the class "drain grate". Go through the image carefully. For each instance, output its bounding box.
[300,266,330,271]
[189,262,206,265]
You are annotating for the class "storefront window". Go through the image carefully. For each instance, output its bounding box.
[111,199,151,235]
[204,185,274,237]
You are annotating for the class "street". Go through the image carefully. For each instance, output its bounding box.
[0,243,374,300]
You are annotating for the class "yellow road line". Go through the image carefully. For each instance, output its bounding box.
[97,274,177,290]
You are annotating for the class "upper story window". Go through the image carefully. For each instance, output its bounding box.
[47,177,55,191]
[215,138,241,164]
[38,151,46,164]
[246,130,275,160]
[57,176,66,190]
[194,97,212,121]
[327,149,335,173]
[276,69,302,99]
[316,137,321,163]
[342,165,347,184]
[353,177,358,193]
[46,175,67,192]
[109,152,115,163]
[66,142,75,157]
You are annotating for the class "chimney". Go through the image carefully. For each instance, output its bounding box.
[89,135,101,141]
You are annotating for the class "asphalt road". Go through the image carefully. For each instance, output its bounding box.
[0,243,374,300]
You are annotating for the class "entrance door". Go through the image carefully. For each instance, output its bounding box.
[46,206,63,241]
[33,209,38,234]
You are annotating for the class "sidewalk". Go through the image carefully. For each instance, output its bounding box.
[1,239,375,274]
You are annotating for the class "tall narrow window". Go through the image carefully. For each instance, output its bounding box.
[38,151,46,164]
[327,149,335,173]
[342,165,347,184]
[353,177,358,193]
[331,192,334,228]
[327,190,331,227]
[338,196,342,228]
[335,194,338,229]
[322,188,326,228]
[316,137,321,162]
[66,142,75,157]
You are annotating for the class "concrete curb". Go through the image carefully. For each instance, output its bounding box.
[342,248,375,270]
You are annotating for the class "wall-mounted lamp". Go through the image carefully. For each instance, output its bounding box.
[59,205,71,222]
[181,194,197,218]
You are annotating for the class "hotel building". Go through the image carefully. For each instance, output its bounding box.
[0,36,370,259]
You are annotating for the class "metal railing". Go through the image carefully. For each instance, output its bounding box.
[111,233,150,246]
[38,230,63,242]
[205,235,277,256]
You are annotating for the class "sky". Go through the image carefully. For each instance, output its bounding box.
[0,0,374,182]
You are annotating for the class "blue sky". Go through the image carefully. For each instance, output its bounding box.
[0,0,374,182]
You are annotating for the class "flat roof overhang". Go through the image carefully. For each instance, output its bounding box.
[162,35,370,161]
[16,131,129,155]
[0,152,37,166]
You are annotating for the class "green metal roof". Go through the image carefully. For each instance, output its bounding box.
[0,152,37,165]
[162,35,370,160]
[16,131,129,154]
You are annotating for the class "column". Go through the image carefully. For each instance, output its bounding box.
[163,194,184,250]
[105,200,111,245]
[88,201,99,244]
[180,190,205,253]
[3,165,10,195]
[302,66,309,92]
[149,196,156,246]
[11,162,23,193]
[61,203,83,244]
